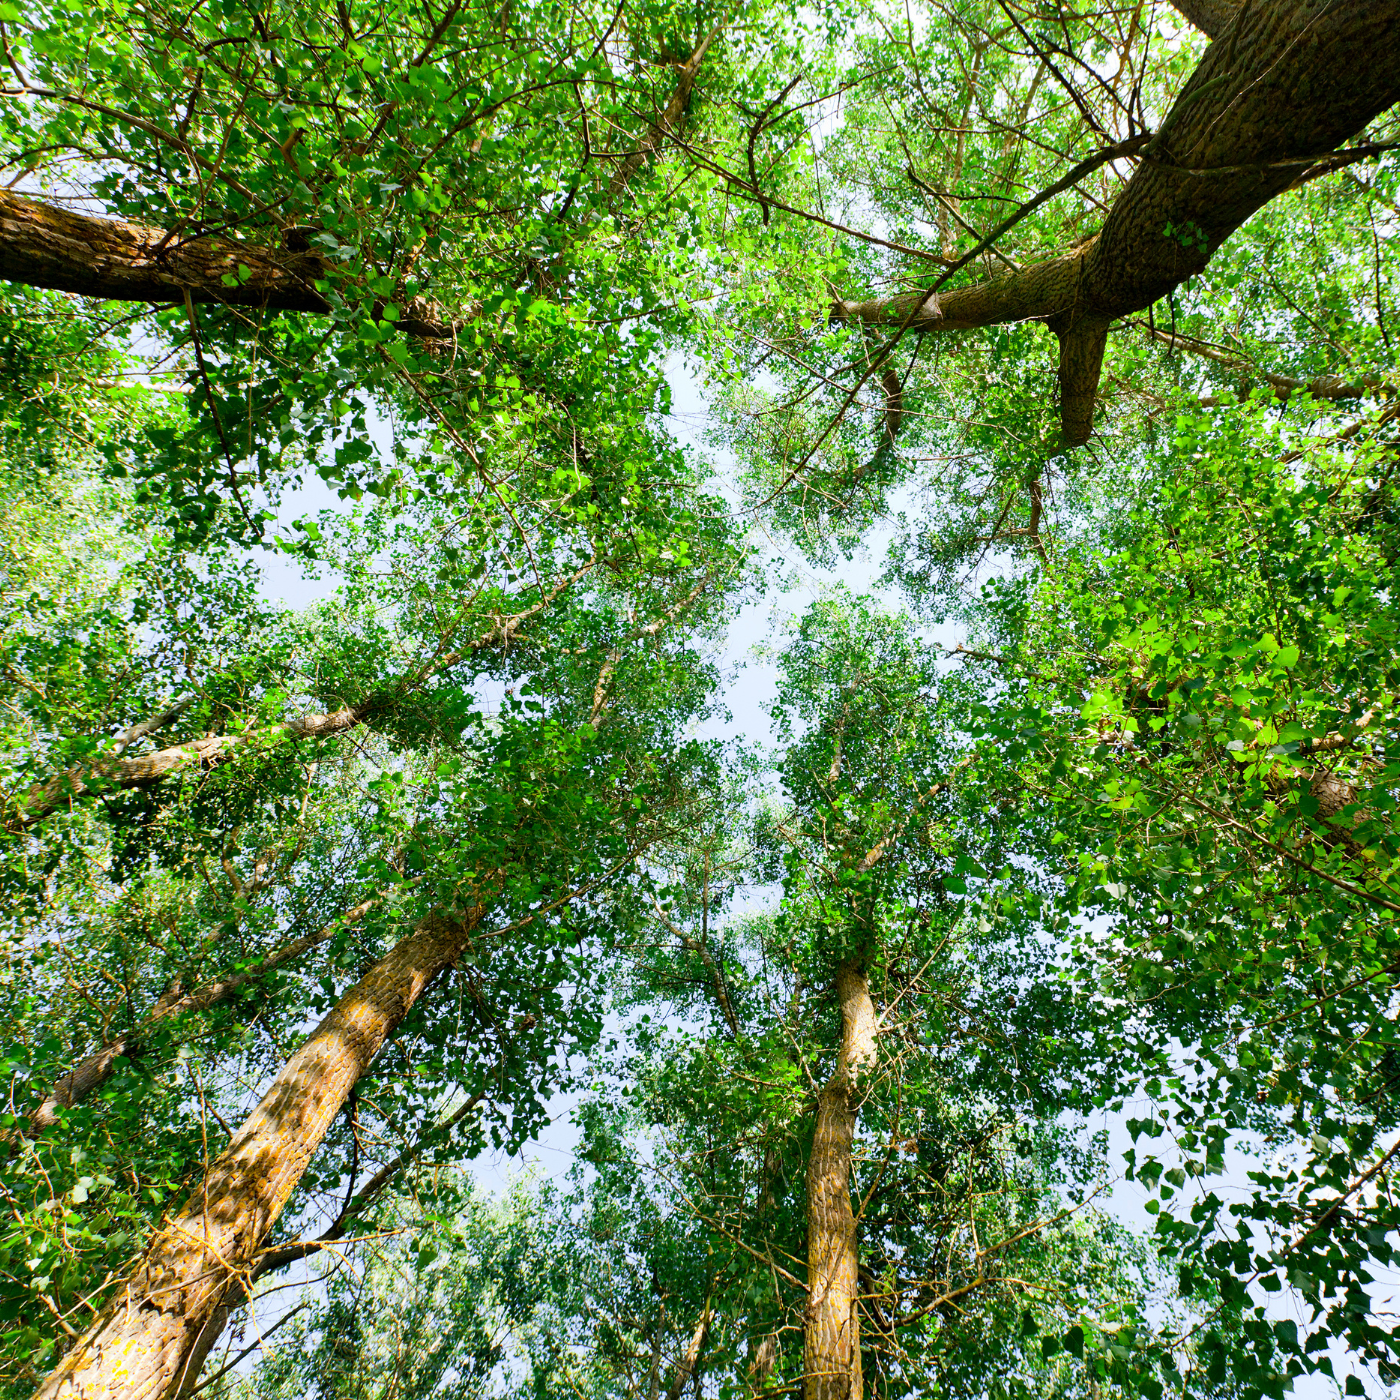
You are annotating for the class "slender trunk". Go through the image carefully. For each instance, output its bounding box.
[663,1303,710,1400]
[7,558,598,830]
[33,904,485,1400]
[804,965,876,1400]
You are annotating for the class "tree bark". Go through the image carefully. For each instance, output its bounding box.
[1168,0,1237,38]
[0,191,460,336]
[171,1084,489,1397]
[0,191,328,313]
[32,903,485,1400]
[804,964,876,1400]
[832,0,1400,445]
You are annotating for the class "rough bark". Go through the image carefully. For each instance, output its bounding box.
[171,1085,488,1398]
[804,964,877,1400]
[24,892,387,1136]
[1168,0,1237,38]
[832,0,1400,445]
[33,904,485,1400]
[0,191,459,336]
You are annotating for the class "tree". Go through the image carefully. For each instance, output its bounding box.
[943,395,1400,1391]
[0,271,746,1396]
[6,0,1400,1395]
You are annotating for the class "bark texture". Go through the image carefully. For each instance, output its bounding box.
[0,191,328,312]
[805,964,877,1400]
[832,0,1400,444]
[1168,0,1237,37]
[33,905,484,1400]
[170,1083,489,1398]
[0,191,460,336]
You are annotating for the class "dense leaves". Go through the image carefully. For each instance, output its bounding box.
[2,0,1399,1396]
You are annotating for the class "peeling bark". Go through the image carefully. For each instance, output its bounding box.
[34,904,485,1400]
[832,0,1400,445]
[804,964,876,1400]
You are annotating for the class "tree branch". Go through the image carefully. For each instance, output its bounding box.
[832,1,1400,447]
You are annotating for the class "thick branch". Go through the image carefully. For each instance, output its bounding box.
[610,30,720,192]
[8,570,596,829]
[0,192,459,336]
[833,1,1400,445]
[9,703,369,829]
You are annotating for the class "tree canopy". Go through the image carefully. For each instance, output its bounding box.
[1,1,1399,1398]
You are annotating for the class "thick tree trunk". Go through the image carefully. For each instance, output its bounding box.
[804,964,877,1400]
[170,1084,490,1397]
[32,904,485,1400]
[833,0,1400,444]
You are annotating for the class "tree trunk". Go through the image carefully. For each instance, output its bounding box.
[169,1085,490,1397]
[804,964,876,1400]
[663,1302,710,1400]
[832,0,1400,444]
[32,904,485,1400]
